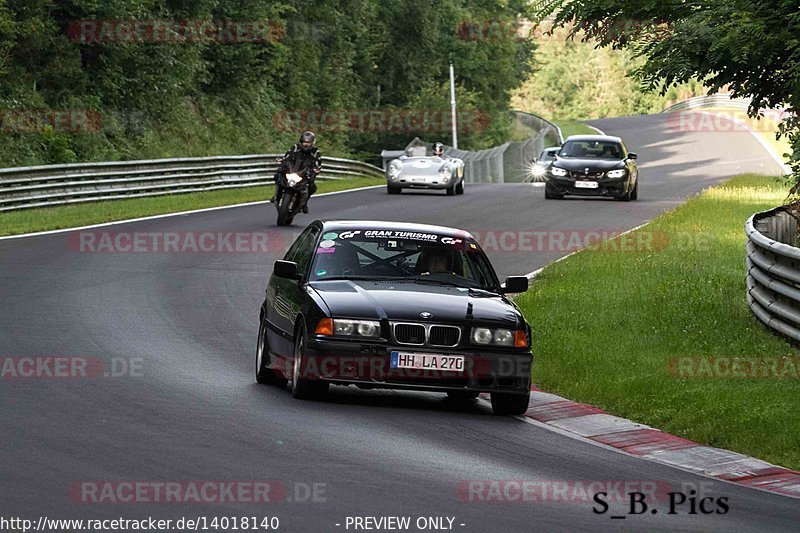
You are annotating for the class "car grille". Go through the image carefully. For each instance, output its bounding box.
[569,171,604,179]
[394,323,426,345]
[393,323,462,347]
[429,325,461,347]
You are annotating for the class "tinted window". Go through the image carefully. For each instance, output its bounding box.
[292,228,320,276]
[559,140,623,159]
[309,232,499,290]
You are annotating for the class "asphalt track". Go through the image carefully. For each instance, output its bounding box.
[1,113,796,532]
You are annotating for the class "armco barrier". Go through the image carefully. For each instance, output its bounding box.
[0,155,384,211]
[663,94,752,113]
[745,207,800,342]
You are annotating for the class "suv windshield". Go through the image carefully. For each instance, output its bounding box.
[558,140,623,159]
[309,231,499,290]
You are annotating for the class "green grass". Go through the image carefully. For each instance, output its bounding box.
[552,120,599,139]
[516,174,800,469]
[0,176,384,236]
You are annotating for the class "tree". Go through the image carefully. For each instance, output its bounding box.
[533,0,800,189]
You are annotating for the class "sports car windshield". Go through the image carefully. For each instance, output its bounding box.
[558,140,623,159]
[309,231,499,290]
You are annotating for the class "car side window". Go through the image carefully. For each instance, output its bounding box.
[284,227,314,261]
[292,228,320,277]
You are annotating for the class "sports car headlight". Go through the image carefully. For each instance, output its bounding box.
[332,319,381,338]
[530,165,546,178]
[550,167,567,177]
[606,169,627,178]
[471,327,528,347]
[388,160,403,177]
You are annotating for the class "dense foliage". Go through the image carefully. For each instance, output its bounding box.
[534,0,800,186]
[511,25,705,120]
[0,0,534,166]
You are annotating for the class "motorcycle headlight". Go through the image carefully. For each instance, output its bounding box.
[606,169,626,178]
[286,173,302,186]
[550,167,567,177]
[332,319,381,338]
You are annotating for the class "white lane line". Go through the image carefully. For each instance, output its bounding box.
[582,124,606,135]
[0,185,384,241]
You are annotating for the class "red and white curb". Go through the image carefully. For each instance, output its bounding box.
[486,387,800,499]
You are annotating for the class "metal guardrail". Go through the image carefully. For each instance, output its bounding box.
[663,94,752,113]
[745,207,800,342]
[0,155,384,211]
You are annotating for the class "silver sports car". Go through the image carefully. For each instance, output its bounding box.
[386,146,465,195]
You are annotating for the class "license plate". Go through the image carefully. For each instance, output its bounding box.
[390,351,465,371]
[575,180,599,189]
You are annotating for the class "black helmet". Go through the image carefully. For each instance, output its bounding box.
[432,142,444,156]
[300,131,316,151]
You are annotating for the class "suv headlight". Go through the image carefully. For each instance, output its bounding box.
[550,167,567,177]
[606,169,626,178]
[471,327,528,347]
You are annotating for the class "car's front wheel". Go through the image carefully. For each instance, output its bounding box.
[446,182,456,196]
[455,179,464,195]
[256,318,288,386]
[544,184,563,199]
[630,180,638,200]
[387,185,401,195]
[291,326,329,400]
[490,391,530,415]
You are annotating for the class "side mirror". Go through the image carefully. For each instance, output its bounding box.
[627,152,638,160]
[273,260,300,280]
[500,276,529,294]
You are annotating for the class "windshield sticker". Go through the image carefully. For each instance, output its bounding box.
[316,247,336,254]
[319,239,336,249]
[338,230,362,239]
[316,269,328,276]
[322,232,338,240]
[338,229,469,245]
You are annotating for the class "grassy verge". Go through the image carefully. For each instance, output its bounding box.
[552,120,599,139]
[0,176,384,236]
[516,174,800,469]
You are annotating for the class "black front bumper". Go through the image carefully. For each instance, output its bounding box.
[303,337,532,394]
[547,175,631,197]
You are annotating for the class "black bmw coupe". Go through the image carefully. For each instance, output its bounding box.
[545,134,639,200]
[256,220,534,415]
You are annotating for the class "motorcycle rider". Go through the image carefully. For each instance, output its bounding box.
[272,130,322,213]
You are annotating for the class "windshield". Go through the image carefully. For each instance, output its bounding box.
[558,140,623,159]
[309,230,499,290]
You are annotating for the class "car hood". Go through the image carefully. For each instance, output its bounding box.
[309,280,522,327]
[553,158,625,172]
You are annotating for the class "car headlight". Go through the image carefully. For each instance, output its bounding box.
[530,165,546,178]
[606,169,627,178]
[328,319,381,338]
[471,327,528,347]
[388,160,403,178]
[550,167,567,177]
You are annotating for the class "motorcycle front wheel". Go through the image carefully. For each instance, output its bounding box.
[277,191,295,226]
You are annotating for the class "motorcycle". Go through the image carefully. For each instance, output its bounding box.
[274,160,313,227]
